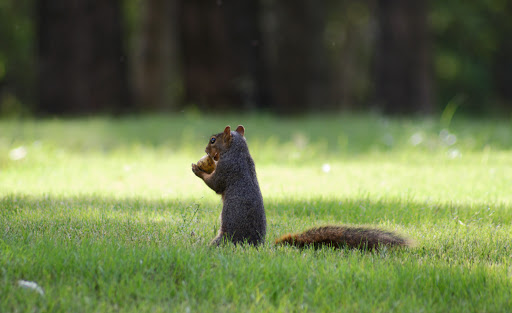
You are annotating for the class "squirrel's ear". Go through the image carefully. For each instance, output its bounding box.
[223,126,232,140]
[236,125,245,137]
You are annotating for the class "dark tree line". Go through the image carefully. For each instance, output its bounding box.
[1,0,506,115]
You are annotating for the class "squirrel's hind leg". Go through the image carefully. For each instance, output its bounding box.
[209,232,225,247]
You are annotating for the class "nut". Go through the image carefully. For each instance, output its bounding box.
[196,154,215,174]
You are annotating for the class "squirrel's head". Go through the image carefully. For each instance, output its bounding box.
[205,125,245,161]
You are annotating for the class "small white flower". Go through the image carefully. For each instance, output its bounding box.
[445,134,457,146]
[448,149,461,159]
[410,133,423,146]
[9,146,27,161]
[440,129,457,146]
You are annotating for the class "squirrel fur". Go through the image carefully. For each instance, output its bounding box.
[193,125,410,250]
[275,225,409,250]
[192,125,266,246]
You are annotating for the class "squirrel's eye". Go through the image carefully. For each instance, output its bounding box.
[210,138,216,144]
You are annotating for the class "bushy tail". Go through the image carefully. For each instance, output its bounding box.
[275,225,410,250]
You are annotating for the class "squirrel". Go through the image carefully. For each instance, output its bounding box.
[193,125,410,250]
[192,125,267,246]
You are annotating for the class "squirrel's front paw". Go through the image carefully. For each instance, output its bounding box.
[191,163,204,177]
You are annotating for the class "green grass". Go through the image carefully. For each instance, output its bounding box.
[1,114,511,312]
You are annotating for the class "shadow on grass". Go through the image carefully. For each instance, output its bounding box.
[2,193,510,255]
[2,193,508,225]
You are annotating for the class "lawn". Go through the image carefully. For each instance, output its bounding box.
[1,114,511,312]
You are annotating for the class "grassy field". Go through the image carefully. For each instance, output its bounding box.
[1,114,511,312]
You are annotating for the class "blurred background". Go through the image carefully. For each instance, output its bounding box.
[0,0,511,117]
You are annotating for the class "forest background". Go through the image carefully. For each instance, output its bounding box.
[0,0,511,117]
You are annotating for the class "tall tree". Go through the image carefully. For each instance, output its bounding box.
[134,0,181,111]
[268,1,331,114]
[493,2,512,113]
[179,0,269,111]
[223,1,271,110]
[37,0,130,115]
[374,0,433,115]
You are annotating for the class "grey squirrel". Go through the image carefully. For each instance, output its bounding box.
[192,125,409,249]
[192,125,266,246]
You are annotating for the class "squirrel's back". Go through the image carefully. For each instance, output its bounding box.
[275,225,409,250]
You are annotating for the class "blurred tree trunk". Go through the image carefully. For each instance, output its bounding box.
[224,2,271,110]
[493,2,512,113]
[374,0,433,115]
[179,0,269,111]
[135,0,181,111]
[37,0,130,115]
[325,0,375,111]
[269,1,331,114]
[495,44,512,113]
